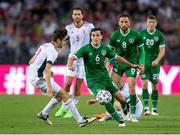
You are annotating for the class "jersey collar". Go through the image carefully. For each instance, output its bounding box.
[147,28,156,35]
[91,43,101,49]
[73,21,84,28]
[120,28,130,36]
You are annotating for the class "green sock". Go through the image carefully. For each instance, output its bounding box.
[121,101,127,110]
[130,94,136,115]
[152,90,158,109]
[142,89,149,109]
[105,103,121,122]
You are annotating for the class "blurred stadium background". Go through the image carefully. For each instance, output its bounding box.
[0,0,180,134]
[0,0,179,64]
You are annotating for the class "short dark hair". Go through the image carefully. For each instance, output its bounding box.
[72,7,84,14]
[51,29,68,41]
[90,28,103,35]
[147,15,157,20]
[119,13,130,18]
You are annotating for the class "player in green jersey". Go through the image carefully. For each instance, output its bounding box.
[67,28,142,127]
[108,13,145,122]
[140,15,165,116]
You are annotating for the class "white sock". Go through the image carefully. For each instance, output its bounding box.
[73,96,80,105]
[60,93,72,110]
[42,97,59,116]
[64,99,83,123]
[60,102,67,110]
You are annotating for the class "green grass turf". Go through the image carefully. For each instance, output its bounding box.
[0,95,180,134]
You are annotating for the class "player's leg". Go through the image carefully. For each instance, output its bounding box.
[64,65,84,118]
[150,65,160,115]
[135,97,143,119]
[142,80,150,115]
[151,83,159,115]
[55,75,74,117]
[73,78,83,104]
[111,66,127,114]
[127,77,139,122]
[141,65,150,115]
[125,67,139,122]
[63,77,84,118]
[106,80,126,127]
[42,80,95,127]
[36,79,62,125]
[73,64,85,105]
[108,78,126,108]
[90,84,125,127]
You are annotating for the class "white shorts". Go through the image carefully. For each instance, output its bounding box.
[66,64,85,79]
[28,69,62,96]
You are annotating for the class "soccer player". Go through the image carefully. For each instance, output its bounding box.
[28,29,96,127]
[67,28,142,127]
[140,15,165,116]
[108,13,145,122]
[55,7,94,118]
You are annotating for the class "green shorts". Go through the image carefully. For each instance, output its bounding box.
[141,64,160,84]
[88,77,118,103]
[113,63,137,77]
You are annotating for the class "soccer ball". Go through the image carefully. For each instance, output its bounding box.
[96,90,112,105]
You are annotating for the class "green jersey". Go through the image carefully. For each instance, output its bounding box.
[140,29,165,65]
[109,28,144,64]
[74,43,116,86]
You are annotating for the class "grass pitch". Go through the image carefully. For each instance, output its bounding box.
[0,95,180,134]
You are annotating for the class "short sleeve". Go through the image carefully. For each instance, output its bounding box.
[159,32,165,46]
[46,46,57,64]
[137,33,144,47]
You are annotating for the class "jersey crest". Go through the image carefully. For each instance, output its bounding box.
[101,50,106,56]
[154,37,159,42]
[129,38,135,44]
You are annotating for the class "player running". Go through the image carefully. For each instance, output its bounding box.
[28,29,96,127]
[67,27,143,127]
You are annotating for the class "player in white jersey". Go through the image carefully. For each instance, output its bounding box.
[28,29,96,127]
[55,7,94,118]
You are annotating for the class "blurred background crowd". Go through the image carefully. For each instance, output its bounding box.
[0,0,179,64]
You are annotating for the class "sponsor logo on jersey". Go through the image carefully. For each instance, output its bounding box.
[129,38,134,44]
[101,50,106,56]
[143,37,146,40]
[89,52,93,56]
[154,37,159,42]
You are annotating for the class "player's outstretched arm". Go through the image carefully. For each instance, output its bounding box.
[115,55,138,68]
[67,55,78,71]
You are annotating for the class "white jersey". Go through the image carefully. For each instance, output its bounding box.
[65,21,94,65]
[29,42,58,77]
[28,42,61,95]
